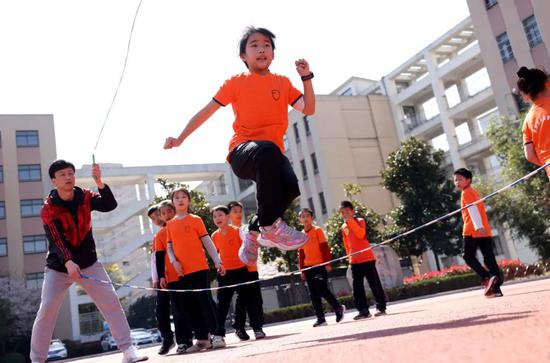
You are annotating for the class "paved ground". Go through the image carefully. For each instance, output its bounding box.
[68,278,550,363]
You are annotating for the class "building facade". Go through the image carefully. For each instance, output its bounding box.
[467,0,550,117]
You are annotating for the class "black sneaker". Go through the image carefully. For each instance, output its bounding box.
[374,310,387,317]
[254,329,266,339]
[235,329,250,341]
[493,286,504,297]
[335,305,346,323]
[176,343,191,354]
[484,276,498,296]
[313,319,327,327]
[353,311,372,320]
[158,340,175,355]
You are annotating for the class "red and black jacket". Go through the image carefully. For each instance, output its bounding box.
[41,185,117,273]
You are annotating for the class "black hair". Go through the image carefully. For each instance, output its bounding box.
[158,200,176,213]
[147,205,159,217]
[516,66,548,100]
[339,200,354,210]
[299,208,314,217]
[239,26,276,68]
[453,168,473,180]
[170,188,191,203]
[212,205,230,215]
[48,159,75,179]
[227,201,243,211]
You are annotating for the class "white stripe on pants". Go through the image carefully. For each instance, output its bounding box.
[30,261,132,363]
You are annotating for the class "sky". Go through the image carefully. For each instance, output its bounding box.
[0,0,471,168]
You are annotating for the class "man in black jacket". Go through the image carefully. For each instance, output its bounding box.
[30,160,147,363]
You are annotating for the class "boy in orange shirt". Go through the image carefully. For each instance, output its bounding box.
[147,205,175,355]
[516,66,550,180]
[339,201,387,320]
[453,168,503,297]
[165,188,226,352]
[227,201,265,340]
[298,208,345,327]
[212,205,266,343]
[164,27,315,265]
[155,201,194,354]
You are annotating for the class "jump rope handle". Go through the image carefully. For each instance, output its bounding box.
[92,154,98,181]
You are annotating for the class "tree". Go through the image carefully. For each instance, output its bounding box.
[380,137,462,270]
[126,295,156,329]
[105,263,126,284]
[484,117,550,258]
[325,183,383,266]
[260,200,301,272]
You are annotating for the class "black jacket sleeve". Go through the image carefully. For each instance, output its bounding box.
[155,251,166,279]
[91,184,118,212]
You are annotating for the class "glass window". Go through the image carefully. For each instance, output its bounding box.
[307,197,315,215]
[18,164,42,182]
[319,192,327,215]
[300,159,308,180]
[485,0,497,9]
[303,116,311,136]
[0,238,7,257]
[16,130,39,147]
[496,32,514,63]
[21,199,43,217]
[523,15,543,49]
[0,201,5,219]
[26,272,44,289]
[0,166,3,183]
[311,153,319,174]
[23,235,48,254]
[293,123,300,144]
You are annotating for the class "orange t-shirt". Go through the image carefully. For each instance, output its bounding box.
[212,225,246,271]
[153,227,179,283]
[300,226,328,267]
[213,72,303,155]
[461,187,492,238]
[341,218,376,264]
[523,87,550,176]
[166,214,209,276]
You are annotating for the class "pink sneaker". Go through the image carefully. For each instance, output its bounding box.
[259,218,309,251]
[239,231,260,266]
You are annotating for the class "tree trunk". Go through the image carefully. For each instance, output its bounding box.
[433,250,441,271]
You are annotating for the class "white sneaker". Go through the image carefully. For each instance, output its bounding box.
[121,345,148,363]
[211,335,226,349]
[260,218,309,251]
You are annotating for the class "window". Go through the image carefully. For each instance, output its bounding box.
[311,153,319,174]
[0,238,6,257]
[300,159,308,180]
[293,123,300,144]
[26,272,44,289]
[23,235,47,254]
[303,116,311,136]
[496,32,514,63]
[319,192,327,215]
[485,0,497,9]
[21,199,43,217]
[523,15,543,48]
[16,130,39,147]
[0,166,3,183]
[307,197,315,215]
[18,164,42,182]
[0,201,5,219]
[283,134,290,151]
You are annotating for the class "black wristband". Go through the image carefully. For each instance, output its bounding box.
[301,72,314,81]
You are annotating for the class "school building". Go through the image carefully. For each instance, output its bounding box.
[286,14,542,274]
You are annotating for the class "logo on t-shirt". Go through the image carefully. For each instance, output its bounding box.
[184,225,191,233]
[272,89,280,101]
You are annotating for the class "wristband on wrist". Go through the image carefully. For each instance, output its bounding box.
[301,72,314,81]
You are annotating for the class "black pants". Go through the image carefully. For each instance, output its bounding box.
[463,236,501,283]
[155,290,174,342]
[216,267,249,336]
[233,270,264,331]
[305,266,340,320]
[176,270,218,340]
[229,141,300,228]
[167,281,194,345]
[351,261,387,313]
